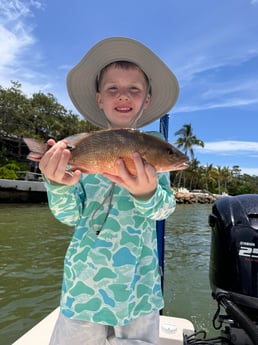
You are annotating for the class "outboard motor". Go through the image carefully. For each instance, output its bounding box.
[209,194,258,345]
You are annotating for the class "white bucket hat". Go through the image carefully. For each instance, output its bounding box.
[67,37,179,128]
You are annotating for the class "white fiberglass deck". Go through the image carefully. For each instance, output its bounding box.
[12,308,194,345]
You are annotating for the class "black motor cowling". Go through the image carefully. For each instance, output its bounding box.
[209,194,258,320]
[209,194,258,297]
[208,195,258,345]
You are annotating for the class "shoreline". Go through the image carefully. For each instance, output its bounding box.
[0,179,223,204]
[174,190,222,204]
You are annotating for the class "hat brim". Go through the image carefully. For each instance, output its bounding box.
[67,37,179,128]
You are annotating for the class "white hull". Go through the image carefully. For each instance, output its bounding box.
[12,308,194,345]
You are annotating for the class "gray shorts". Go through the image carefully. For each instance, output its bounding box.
[49,311,160,345]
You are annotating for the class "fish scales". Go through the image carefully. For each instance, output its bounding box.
[68,129,152,175]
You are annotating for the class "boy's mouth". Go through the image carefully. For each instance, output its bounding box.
[115,107,132,113]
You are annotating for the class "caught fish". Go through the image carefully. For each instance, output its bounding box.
[24,128,189,175]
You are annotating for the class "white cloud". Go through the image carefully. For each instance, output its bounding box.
[175,96,258,114]
[0,0,46,94]
[241,167,258,176]
[0,23,34,67]
[202,78,258,100]
[197,141,258,153]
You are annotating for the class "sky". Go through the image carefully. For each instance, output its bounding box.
[1,0,258,175]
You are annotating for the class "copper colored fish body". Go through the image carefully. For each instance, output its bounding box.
[24,129,189,175]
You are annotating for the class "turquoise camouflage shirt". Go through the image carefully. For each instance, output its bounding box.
[44,133,176,326]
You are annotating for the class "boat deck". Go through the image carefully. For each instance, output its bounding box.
[12,308,194,345]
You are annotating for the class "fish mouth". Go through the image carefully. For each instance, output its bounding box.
[171,162,189,171]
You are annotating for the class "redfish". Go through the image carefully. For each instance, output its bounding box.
[24,129,188,175]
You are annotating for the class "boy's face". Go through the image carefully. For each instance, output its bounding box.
[96,65,151,128]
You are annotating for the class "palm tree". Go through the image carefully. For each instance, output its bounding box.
[174,123,204,160]
[203,163,214,191]
[174,124,204,189]
[221,166,232,194]
[185,158,200,190]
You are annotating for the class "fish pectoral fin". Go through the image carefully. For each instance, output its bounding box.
[123,158,137,175]
[67,166,90,174]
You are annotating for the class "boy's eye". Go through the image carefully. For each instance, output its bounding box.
[105,86,143,95]
[108,87,117,92]
[130,87,140,93]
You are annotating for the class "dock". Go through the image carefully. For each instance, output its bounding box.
[0,178,47,203]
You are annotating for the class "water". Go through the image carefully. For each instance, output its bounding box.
[163,204,218,335]
[0,203,219,344]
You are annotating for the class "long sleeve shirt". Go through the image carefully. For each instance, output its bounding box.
[44,133,176,326]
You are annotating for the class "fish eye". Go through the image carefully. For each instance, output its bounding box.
[167,148,174,155]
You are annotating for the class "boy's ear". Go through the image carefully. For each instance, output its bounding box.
[96,93,103,109]
[144,94,151,109]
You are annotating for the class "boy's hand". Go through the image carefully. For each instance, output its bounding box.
[103,152,157,200]
[39,139,81,186]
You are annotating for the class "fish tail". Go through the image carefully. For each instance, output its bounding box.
[23,138,48,162]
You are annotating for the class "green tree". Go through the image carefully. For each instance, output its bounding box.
[0,81,99,175]
[174,123,204,160]
[202,164,214,191]
[183,158,200,190]
[231,165,242,178]
[29,92,67,139]
[29,92,99,140]
[173,123,204,189]
[0,81,33,137]
[221,166,232,193]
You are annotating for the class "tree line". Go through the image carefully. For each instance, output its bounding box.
[171,124,258,195]
[1,81,258,195]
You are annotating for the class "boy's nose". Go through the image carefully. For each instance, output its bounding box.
[118,94,129,100]
[117,88,129,99]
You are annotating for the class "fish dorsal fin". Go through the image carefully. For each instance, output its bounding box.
[65,132,92,148]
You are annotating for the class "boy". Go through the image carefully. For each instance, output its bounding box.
[40,37,179,345]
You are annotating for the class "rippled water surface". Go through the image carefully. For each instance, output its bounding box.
[163,204,218,335]
[0,203,219,344]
